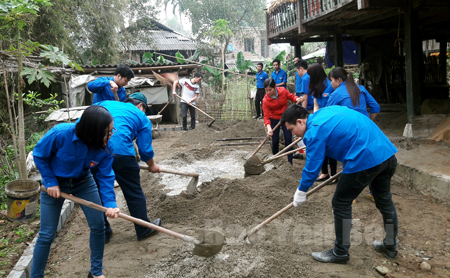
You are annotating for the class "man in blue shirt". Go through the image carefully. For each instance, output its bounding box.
[281,105,399,264]
[88,65,135,104]
[295,60,313,111]
[93,93,162,243]
[254,62,269,119]
[271,59,287,88]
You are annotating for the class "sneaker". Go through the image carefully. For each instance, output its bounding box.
[257,116,263,119]
[293,152,303,160]
[137,218,162,241]
[373,240,398,259]
[252,116,258,119]
[312,249,349,264]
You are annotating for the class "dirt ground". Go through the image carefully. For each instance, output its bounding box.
[42,119,450,278]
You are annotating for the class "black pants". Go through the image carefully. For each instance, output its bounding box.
[181,102,196,130]
[255,88,265,117]
[332,155,398,256]
[321,157,337,176]
[93,155,153,238]
[270,118,293,164]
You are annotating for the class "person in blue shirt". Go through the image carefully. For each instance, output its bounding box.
[281,105,399,264]
[88,65,135,104]
[94,93,162,243]
[326,67,380,120]
[294,57,302,97]
[271,59,287,88]
[254,62,269,119]
[307,63,337,183]
[32,106,120,278]
[295,60,314,112]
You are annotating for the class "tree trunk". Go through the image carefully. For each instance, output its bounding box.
[2,61,19,168]
[17,29,27,180]
[222,44,225,94]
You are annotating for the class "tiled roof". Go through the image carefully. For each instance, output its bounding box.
[130,30,197,51]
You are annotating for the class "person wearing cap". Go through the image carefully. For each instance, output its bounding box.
[88,65,135,104]
[93,93,162,243]
[172,72,203,131]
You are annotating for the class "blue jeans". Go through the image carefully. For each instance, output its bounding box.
[31,173,105,277]
[332,155,398,256]
[270,118,293,164]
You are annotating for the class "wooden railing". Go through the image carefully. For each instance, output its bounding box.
[267,1,298,37]
[267,0,353,37]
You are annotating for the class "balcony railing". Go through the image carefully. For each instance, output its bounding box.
[267,0,353,37]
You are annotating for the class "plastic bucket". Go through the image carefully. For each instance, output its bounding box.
[5,180,40,222]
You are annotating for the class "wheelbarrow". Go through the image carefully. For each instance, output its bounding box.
[147,115,162,138]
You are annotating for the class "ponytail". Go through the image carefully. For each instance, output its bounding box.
[329,67,361,107]
[345,71,360,107]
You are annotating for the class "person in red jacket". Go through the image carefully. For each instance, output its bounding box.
[263,78,302,164]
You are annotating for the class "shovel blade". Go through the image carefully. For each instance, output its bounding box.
[186,177,199,194]
[192,229,225,257]
[207,119,216,127]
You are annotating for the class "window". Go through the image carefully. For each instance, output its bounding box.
[244,38,254,52]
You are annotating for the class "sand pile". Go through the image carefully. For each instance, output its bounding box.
[175,120,266,146]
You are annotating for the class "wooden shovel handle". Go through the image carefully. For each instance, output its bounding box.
[261,146,306,165]
[275,137,303,156]
[245,171,342,239]
[139,165,199,178]
[249,121,282,158]
[157,98,172,115]
[40,186,200,244]
[173,94,215,121]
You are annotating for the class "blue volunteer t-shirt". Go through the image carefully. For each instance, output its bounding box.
[88,77,127,104]
[256,71,269,89]
[298,106,397,192]
[311,79,334,109]
[271,69,288,88]
[295,71,302,94]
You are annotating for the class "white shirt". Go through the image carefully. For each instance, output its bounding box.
[179,78,200,105]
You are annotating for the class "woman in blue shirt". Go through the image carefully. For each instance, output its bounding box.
[326,67,380,120]
[327,67,381,201]
[307,63,337,183]
[32,106,120,278]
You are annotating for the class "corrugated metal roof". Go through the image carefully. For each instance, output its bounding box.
[130,30,197,51]
[79,61,193,69]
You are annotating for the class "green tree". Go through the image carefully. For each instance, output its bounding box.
[206,19,233,93]
[1,0,80,180]
[182,0,265,41]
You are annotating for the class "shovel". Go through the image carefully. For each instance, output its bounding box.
[157,98,172,115]
[40,186,224,257]
[173,94,216,127]
[139,164,199,194]
[243,171,342,241]
[246,121,281,159]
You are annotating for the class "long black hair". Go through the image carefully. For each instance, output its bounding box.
[329,67,361,107]
[307,63,327,99]
[75,105,113,150]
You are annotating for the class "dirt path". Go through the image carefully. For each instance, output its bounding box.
[44,120,450,278]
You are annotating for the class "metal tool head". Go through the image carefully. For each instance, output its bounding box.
[207,119,216,127]
[186,176,199,194]
[244,155,265,175]
[192,229,225,257]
